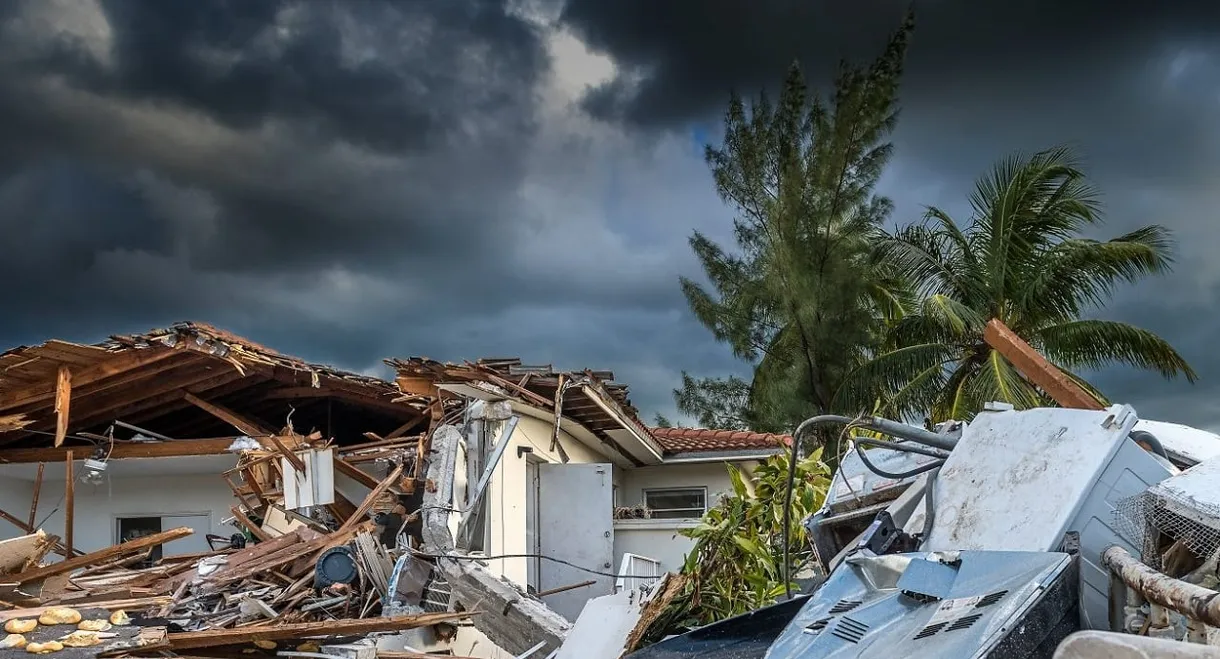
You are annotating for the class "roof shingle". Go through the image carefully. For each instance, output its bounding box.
[648,426,789,455]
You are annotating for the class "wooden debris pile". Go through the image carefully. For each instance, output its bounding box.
[0,519,462,656]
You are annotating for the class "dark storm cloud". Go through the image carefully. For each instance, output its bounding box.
[560,0,1220,129]
[4,0,1220,425]
[30,0,543,154]
[561,0,1220,427]
[0,0,723,423]
[0,0,543,305]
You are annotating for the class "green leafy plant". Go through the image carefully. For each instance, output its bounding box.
[640,451,831,642]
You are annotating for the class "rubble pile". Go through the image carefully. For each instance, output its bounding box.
[0,434,467,657]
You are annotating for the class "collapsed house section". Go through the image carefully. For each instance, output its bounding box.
[0,323,474,656]
[0,324,778,657]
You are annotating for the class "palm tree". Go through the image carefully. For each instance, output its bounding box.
[838,146,1197,422]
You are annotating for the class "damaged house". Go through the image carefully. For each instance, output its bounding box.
[388,358,788,655]
[0,322,773,658]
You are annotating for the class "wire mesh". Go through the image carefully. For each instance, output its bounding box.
[1115,488,1220,568]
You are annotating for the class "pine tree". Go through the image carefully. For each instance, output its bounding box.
[679,13,914,446]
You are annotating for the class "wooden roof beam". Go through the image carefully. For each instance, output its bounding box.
[110,375,272,435]
[8,362,232,437]
[983,319,1104,411]
[0,369,251,448]
[0,346,182,411]
[0,437,239,463]
[184,391,276,437]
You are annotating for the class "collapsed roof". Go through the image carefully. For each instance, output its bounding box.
[0,321,426,461]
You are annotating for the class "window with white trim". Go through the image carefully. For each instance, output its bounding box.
[644,487,707,519]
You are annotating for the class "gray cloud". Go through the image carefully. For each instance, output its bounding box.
[3,0,1220,427]
[560,0,1220,427]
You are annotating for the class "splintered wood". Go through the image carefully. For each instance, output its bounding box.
[0,523,465,656]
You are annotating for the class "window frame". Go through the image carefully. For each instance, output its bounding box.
[643,486,708,519]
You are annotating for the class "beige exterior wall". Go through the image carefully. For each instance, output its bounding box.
[613,460,762,573]
[480,413,617,585]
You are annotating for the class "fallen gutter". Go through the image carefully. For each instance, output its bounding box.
[1102,545,1220,627]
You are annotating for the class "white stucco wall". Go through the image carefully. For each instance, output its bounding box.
[613,461,760,574]
[613,519,700,574]
[0,455,240,556]
[37,473,239,555]
[0,476,33,538]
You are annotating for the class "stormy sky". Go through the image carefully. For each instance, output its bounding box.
[1,0,1219,428]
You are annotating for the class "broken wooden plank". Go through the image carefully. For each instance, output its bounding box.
[266,434,307,473]
[53,366,71,447]
[0,531,55,575]
[0,506,77,557]
[27,462,43,529]
[333,457,382,490]
[623,573,688,653]
[166,612,465,649]
[64,450,74,555]
[384,417,423,441]
[12,527,193,585]
[0,437,236,463]
[983,318,1104,410]
[183,391,276,437]
[340,463,404,532]
[230,506,272,543]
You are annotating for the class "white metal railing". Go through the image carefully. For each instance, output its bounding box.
[615,553,663,593]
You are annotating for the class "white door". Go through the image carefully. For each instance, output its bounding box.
[525,459,541,592]
[538,463,614,621]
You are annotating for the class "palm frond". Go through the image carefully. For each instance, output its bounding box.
[965,350,1045,410]
[1037,319,1198,382]
[832,342,955,415]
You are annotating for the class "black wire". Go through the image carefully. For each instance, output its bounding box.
[853,441,944,480]
[411,551,662,580]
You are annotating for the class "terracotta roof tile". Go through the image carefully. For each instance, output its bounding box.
[648,426,790,455]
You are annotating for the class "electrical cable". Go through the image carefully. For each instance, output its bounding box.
[782,414,857,601]
[852,441,945,480]
[851,435,949,460]
[919,466,939,547]
[409,550,660,580]
[781,413,962,600]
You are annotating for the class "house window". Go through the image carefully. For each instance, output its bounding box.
[644,487,707,519]
[116,513,212,566]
